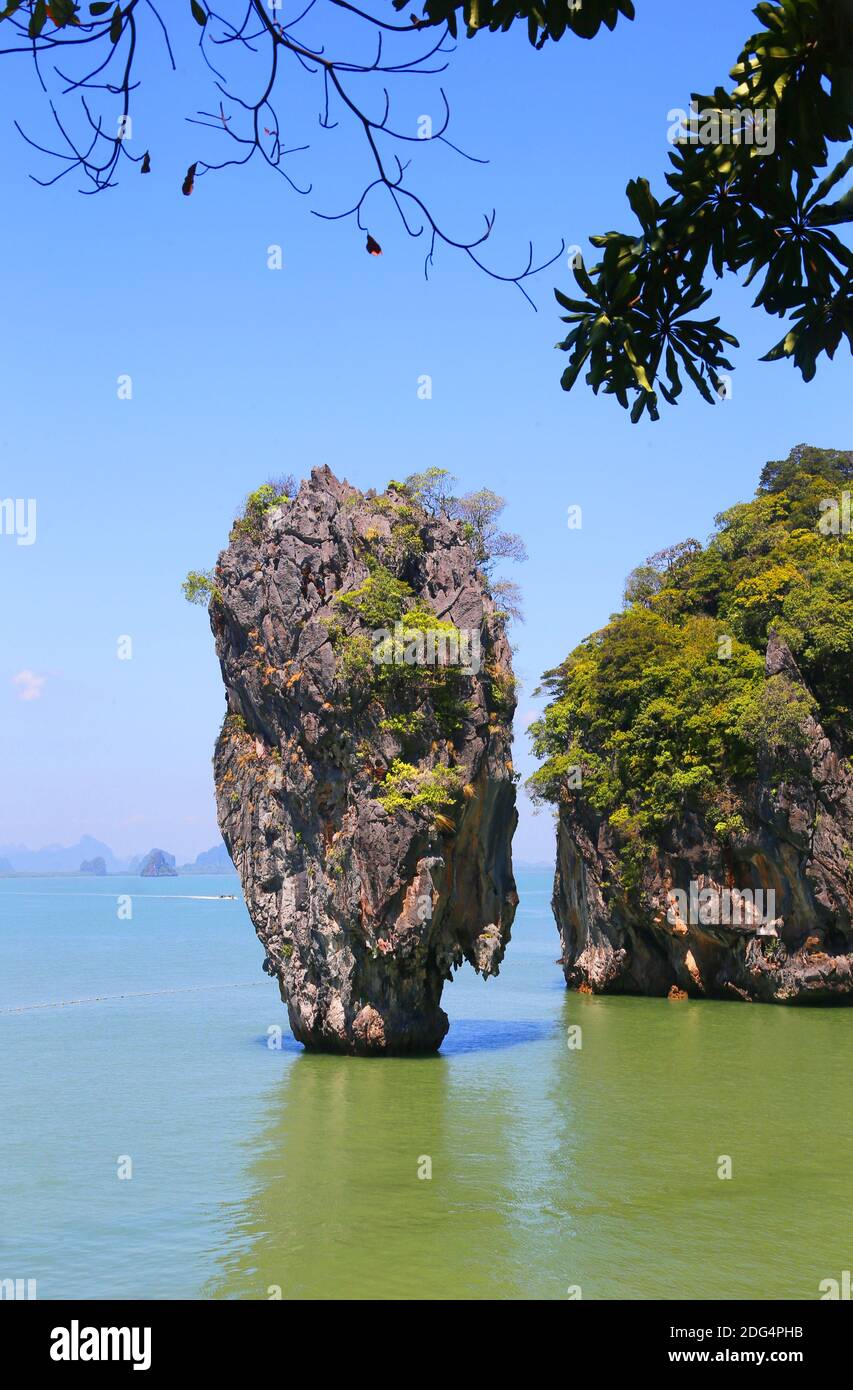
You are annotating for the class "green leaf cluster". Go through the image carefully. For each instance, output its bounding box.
[376,760,463,814]
[182,568,220,606]
[378,710,427,741]
[556,1,853,418]
[393,0,634,47]
[334,560,413,630]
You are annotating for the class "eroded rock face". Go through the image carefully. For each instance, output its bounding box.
[139,849,178,878]
[553,636,853,1003]
[211,466,518,1052]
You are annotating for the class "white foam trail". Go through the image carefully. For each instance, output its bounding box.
[0,981,265,1015]
[0,892,240,901]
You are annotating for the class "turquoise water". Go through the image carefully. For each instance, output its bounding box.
[2,870,852,1300]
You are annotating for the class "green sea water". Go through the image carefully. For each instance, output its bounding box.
[1,870,851,1301]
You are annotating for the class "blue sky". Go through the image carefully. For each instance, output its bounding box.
[0,2,849,863]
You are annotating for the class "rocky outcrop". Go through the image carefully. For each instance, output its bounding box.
[80,856,107,875]
[553,636,853,1003]
[210,466,518,1053]
[139,848,178,878]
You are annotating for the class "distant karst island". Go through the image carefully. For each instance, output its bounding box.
[139,849,178,878]
[80,856,107,876]
[0,837,235,877]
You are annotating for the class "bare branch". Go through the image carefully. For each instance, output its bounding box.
[1,0,561,302]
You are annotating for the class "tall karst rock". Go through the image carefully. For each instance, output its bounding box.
[210,467,518,1053]
[530,446,853,1005]
[550,635,853,1003]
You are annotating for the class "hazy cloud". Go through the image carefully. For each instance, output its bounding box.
[12,670,45,702]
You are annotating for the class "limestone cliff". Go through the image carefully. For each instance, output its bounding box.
[210,466,518,1053]
[552,635,853,1003]
[139,849,178,878]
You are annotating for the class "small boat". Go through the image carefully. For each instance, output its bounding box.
[218,894,236,900]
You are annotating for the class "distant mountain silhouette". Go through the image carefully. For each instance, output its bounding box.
[193,841,233,869]
[176,842,234,874]
[0,834,236,875]
[0,835,122,873]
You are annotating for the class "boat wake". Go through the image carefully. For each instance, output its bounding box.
[0,981,265,1015]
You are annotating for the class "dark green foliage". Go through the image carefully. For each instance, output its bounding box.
[393,0,635,46]
[758,442,853,496]
[5,1,848,409]
[556,1,853,418]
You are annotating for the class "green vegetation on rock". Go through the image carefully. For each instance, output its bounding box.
[328,555,473,736]
[183,474,296,606]
[230,475,295,542]
[378,711,427,741]
[334,560,414,631]
[529,444,853,880]
[377,760,463,814]
[182,568,220,606]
